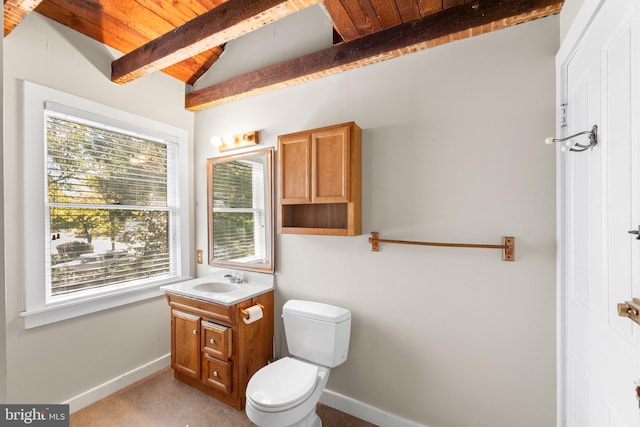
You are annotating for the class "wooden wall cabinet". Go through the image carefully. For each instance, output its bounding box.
[166,291,274,409]
[278,122,362,235]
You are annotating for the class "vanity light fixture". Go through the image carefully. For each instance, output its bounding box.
[211,130,260,152]
[545,125,598,153]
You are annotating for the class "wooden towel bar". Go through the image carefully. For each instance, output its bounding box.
[368,232,515,261]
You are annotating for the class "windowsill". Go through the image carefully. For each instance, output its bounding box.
[20,276,190,329]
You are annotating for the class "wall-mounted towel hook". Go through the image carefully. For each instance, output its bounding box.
[545,125,598,153]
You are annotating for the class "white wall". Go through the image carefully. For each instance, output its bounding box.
[194,13,559,427]
[3,13,194,405]
[192,5,333,90]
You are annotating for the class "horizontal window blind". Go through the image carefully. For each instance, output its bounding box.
[45,111,177,298]
[212,161,262,261]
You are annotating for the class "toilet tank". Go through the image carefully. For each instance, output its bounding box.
[282,300,351,368]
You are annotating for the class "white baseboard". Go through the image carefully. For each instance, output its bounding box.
[320,389,426,427]
[64,353,171,413]
[64,355,423,426]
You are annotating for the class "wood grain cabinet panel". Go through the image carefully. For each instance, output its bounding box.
[203,354,232,393]
[279,134,311,204]
[171,309,201,380]
[312,126,351,203]
[278,122,361,236]
[202,321,232,360]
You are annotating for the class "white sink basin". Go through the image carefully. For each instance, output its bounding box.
[193,282,239,293]
[161,275,274,306]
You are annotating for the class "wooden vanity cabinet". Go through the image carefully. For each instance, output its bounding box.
[166,291,274,409]
[278,122,362,236]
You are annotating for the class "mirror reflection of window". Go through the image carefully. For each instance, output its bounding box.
[207,148,273,273]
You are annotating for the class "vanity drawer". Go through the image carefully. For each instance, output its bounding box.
[202,321,232,360]
[202,354,232,393]
[166,294,233,323]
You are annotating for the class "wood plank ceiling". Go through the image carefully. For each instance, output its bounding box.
[4,0,564,111]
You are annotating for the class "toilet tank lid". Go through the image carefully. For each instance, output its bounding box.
[283,300,351,323]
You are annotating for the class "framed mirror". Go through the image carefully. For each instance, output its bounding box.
[207,148,274,273]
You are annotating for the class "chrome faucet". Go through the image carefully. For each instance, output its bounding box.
[224,272,244,284]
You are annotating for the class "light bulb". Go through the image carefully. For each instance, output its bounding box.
[223,134,234,145]
[545,137,555,145]
[210,136,222,147]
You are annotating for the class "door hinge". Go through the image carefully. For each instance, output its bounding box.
[559,103,567,128]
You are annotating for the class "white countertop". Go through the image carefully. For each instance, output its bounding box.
[161,274,274,306]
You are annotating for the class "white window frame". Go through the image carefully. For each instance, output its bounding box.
[20,81,191,329]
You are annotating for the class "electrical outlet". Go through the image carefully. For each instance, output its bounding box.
[196,249,203,264]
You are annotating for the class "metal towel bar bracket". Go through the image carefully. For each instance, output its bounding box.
[368,232,515,261]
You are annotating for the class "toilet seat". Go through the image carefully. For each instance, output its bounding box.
[247,357,318,412]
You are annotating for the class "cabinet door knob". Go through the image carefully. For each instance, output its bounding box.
[213,370,219,377]
[210,338,215,344]
[192,329,197,334]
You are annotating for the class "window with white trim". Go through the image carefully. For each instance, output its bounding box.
[45,110,178,301]
[22,82,190,328]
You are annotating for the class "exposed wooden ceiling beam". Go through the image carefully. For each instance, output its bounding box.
[4,0,44,36]
[111,0,322,84]
[185,0,562,111]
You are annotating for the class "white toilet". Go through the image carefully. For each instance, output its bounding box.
[245,299,352,427]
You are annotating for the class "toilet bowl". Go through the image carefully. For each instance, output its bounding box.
[245,300,351,427]
[246,357,329,427]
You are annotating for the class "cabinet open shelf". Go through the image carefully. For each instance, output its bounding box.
[282,203,348,229]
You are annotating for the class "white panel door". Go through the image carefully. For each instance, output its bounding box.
[560,0,640,426]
